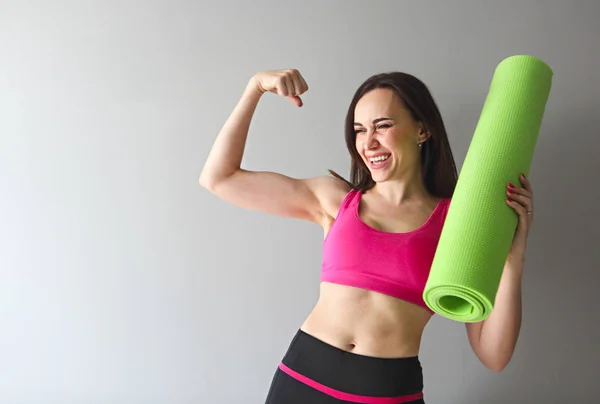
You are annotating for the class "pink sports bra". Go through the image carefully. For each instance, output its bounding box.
[321,189,451,314]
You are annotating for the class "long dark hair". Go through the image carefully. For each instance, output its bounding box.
[330,72,458,199]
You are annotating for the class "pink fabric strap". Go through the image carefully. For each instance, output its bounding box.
[278,362,424,404]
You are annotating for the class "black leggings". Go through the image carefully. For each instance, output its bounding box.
[265,330,426,404]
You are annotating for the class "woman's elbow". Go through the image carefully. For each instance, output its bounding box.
[198,171,215,190]
[199,169,225,192]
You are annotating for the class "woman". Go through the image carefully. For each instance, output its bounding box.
[200,69,533,403]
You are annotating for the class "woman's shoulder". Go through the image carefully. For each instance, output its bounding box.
[310,175,353,221]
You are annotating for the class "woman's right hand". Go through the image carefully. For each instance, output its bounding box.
[251,69,309,107]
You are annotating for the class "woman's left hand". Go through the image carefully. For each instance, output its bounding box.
[505,173,534,264]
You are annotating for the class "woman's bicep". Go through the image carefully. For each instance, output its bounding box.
[201,169,348,223]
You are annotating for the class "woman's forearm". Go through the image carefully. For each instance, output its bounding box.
[199,77,263,189]
[472,259,524,371]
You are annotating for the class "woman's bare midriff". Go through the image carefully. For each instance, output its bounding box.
[300,282,432,359]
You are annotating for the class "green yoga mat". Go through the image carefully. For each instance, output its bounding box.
[423,55,553,322]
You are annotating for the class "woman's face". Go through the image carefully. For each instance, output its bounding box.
[353,88,425,183]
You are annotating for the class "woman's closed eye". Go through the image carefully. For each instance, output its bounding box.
[354,124,392,134]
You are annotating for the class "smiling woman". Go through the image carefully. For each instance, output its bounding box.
[199,68,529,403]
[356,95,423,184]
[328,71,457,198]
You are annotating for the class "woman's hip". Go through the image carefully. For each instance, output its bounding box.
[265,329,426,404]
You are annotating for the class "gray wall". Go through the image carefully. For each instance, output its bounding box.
[1,1,599,403]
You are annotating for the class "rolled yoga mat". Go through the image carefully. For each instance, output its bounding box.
[423,55,553,322]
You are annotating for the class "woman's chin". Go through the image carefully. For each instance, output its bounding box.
[368,162,393,182]
[370,170,392,183]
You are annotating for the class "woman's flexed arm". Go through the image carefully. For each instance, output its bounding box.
[199,70,346,223]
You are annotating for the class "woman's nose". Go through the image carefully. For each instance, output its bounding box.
[366,131,379,149]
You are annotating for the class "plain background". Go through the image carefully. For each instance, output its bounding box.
[1,1,599,403]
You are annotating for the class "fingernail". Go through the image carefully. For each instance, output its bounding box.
[507,189,513,194]
[508,183,514,188]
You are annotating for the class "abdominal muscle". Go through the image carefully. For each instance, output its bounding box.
[300,282,432,358]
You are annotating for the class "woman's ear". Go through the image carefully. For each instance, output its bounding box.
[417,124,430,142]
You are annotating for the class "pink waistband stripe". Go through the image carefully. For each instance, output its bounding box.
[278,363,424,404]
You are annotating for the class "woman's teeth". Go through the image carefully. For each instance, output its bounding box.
[369,155,390,163]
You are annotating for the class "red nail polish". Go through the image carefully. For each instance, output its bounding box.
[508,183,514,188]
[507,189,513,194]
